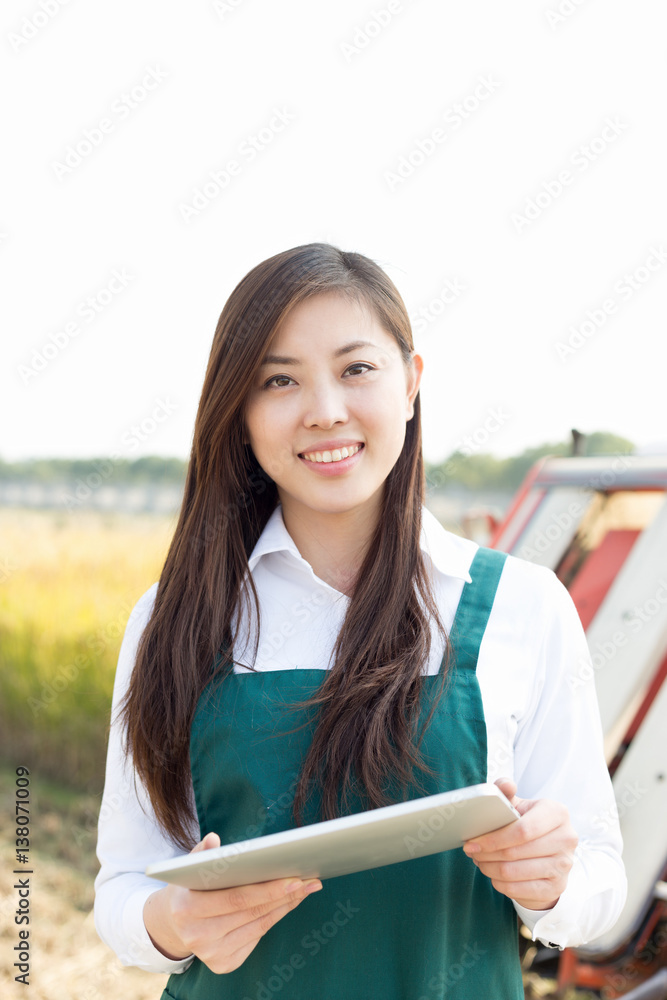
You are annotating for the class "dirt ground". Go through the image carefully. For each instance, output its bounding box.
[0,764,169,999]
[0,841,169,999]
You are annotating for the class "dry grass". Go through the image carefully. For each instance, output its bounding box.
[0,764,167,999]
[0,507,175,791]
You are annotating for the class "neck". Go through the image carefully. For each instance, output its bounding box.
[279,495,381,597]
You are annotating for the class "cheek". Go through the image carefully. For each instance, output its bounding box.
[373,395,410,461]
[365,387,407,436]
[246,402,280,448]
[245,407,297,480]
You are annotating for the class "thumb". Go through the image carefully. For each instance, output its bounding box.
[495,777,519,806]
[495,778,534,817]
[190,831,221,854]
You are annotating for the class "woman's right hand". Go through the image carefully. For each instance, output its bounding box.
[143,831,323,974]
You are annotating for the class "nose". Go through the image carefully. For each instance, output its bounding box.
[302,376,349,429]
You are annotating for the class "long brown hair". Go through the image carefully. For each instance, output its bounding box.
[118,243,450,850]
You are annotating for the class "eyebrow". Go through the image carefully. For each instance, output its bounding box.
[259,340,378,367]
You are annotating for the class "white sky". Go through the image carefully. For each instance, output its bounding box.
[1,0,665,466]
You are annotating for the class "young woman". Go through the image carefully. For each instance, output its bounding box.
[94,243,626,999]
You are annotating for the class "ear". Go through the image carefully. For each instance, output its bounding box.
[406,352,423,421]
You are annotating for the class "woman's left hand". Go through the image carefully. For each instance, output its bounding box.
[462,778,578,910]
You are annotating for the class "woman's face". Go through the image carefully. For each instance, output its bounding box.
[243,291,423,523]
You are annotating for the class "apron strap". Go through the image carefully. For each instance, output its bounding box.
[445,546,508,674]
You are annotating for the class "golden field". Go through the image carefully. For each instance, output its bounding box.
[0,507,175,792]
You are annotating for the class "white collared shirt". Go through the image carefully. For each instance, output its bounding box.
[94,503,627,974]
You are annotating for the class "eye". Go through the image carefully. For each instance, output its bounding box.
[263,374,293,388]
[262,363,375,389]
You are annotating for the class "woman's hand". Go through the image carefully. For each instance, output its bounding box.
[462,778,578,910]
[143,832,323,974]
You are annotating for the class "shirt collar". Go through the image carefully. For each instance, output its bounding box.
[248,503,473,583]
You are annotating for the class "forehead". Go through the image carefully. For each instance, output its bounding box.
[266,292,398,358]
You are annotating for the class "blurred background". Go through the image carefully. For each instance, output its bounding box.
[1,1,665,997]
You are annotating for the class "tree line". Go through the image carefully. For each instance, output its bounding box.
[0,431,634,493]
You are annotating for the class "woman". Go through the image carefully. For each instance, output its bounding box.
[94,243,626,999]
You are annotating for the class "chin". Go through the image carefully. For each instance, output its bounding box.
[281,489,375,517]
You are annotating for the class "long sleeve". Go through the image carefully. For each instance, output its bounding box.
[93,583,198,974]
[504,563,628,948]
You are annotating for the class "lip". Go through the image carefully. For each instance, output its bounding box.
[298,443,365,476]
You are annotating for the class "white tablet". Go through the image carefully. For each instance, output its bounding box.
[145,783,519,890]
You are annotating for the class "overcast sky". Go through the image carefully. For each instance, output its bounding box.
[2,0,665,466]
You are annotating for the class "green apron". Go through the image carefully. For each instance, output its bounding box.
[162,546,524,1000]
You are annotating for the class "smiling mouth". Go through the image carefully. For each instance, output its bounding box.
[298,443,364,464]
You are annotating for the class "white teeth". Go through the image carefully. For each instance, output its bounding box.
[302,444,362,464]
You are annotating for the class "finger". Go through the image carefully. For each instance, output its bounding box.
[183,876,323,919]
[461,780,523,855]
[494,777,518,803]
[464,799,568,855]
[471,852,575,885]
[191,831,221,853]
[205,881,322,938]
[173,882,322,961]
[465,827,578,863]
[200,890,316,974]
